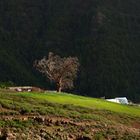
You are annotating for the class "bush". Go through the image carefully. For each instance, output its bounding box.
[0,81,15,88]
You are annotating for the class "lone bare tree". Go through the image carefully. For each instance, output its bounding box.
[34,52,79,92]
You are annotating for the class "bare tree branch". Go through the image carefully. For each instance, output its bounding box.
[34,52,80,92]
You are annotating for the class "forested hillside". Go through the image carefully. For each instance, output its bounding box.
[0,0,140,102]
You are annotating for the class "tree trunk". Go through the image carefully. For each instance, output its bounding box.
[58,86,62,92]
[57,78,62,92]
[57,84,62,92]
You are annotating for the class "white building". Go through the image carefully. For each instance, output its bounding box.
[107,97,129,104]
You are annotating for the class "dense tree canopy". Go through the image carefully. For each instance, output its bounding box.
[0,0,140,102]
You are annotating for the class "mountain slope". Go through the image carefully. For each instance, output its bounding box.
[0,0,140,102]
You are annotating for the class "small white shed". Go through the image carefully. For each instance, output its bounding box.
[107,97,129,104]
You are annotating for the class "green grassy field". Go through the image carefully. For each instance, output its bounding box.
[13,91,140,116]
[0,89,140,139]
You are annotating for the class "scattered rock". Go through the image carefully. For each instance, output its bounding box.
[7,132,16,140]
[34,116,45,123]
[55,120,61,126]
[76,136,91,140]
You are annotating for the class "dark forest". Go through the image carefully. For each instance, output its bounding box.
[0,0,140,102]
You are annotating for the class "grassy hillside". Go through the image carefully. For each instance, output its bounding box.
[14,92,140,117]
[0,89,140,139]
